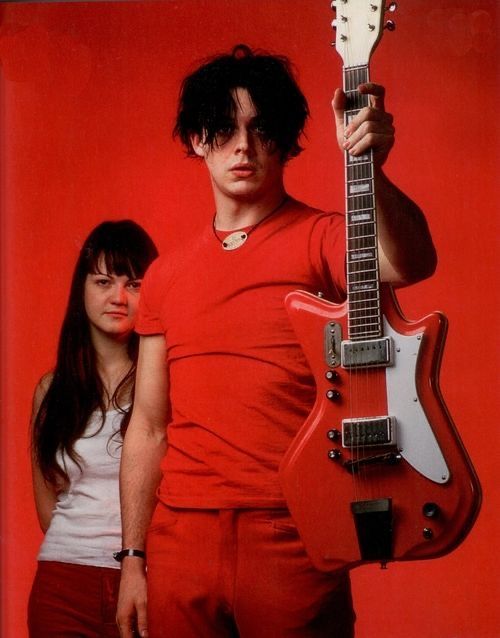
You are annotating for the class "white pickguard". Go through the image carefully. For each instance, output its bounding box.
[384,317,450,484]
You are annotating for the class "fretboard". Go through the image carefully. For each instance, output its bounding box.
[344,64,382,341]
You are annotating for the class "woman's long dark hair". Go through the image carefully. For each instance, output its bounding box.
[32,220,158,484]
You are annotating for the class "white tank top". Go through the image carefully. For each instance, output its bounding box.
[38,408,124,569]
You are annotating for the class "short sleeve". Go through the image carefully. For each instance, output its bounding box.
[135,258,164,335]
[308,212,346,300]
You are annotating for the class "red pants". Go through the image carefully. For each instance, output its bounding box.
[28,561,120,637]
[146,505,355,638]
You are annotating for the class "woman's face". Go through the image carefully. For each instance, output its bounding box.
[83,255,142,342]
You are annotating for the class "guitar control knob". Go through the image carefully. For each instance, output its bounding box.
[327,429,341,441]
[422,502,441,519]
[384,20,396,31]
[325,370,340,382]
[326,389,341,401]
[422,527,434,540]
[328,449,342,460]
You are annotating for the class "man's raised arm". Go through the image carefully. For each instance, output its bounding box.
[332,83,437,286]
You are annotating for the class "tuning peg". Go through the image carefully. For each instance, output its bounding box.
[386,2,397,11]
[384,20,396,31]
[331,19,337,29]
[331,0,336,9]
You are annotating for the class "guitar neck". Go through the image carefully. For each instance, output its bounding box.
[344,64,382,341]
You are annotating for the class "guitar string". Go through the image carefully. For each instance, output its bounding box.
[347,62,377,500]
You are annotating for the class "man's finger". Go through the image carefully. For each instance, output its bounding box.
[358,82,386,110]
[136,602,149,638]
[331,88,346,128]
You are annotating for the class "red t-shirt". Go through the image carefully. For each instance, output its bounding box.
[136,198,346,508]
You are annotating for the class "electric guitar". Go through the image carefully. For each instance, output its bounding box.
[279,0,481,571]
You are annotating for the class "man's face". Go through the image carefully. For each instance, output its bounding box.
[191,88,284,204]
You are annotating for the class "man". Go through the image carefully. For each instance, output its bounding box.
[116,45,436,638]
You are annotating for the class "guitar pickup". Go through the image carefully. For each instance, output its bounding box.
[341,337,393,368]
[342,416,397,448]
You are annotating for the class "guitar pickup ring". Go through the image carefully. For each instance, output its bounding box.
[341,336,393,368]
[342,416,397,448]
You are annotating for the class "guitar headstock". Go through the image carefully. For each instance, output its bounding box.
[331,1,396,67]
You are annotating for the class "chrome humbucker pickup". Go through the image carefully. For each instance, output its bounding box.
[341,337,393,368]
[342,416,397,448]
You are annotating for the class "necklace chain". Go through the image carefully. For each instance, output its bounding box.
[212,196,288,250]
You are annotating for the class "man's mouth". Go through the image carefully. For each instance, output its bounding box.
[230,163,256,177]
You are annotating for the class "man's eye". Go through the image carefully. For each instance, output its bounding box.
[252,123,270,138]
[96,278,111,286]
[215,126,234,144]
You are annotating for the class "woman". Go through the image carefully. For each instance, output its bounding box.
[28,220,158,637]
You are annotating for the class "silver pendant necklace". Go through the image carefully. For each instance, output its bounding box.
[212,197,288,251]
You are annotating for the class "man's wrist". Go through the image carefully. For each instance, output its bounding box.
[113,548,146,562]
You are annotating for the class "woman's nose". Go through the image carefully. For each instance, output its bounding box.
[111,284,127,304]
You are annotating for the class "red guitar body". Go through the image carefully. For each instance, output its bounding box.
[280,285,481,571]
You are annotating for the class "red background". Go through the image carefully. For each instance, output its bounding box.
[1,1,498,636]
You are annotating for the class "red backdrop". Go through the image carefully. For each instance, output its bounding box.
[1,1,498,636]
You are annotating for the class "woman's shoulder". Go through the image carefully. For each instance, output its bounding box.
[32,371,54,414]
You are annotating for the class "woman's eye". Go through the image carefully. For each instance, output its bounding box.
[96,278,111,286]
[127,281,142,290]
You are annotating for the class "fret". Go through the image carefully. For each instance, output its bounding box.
[348,252,376,262]
[348,226,375,236]
[349,315,378,328]
[347,230,376,241]
[349,319,381,330]
[349,329,381,337]
[347,194,374,210]
[347,276,379,285]
[346,153,370,164]
[347,211,374,223]
[350,280,378,292]
[349,308,379,317]
[348,293,380,304]
[349,329,382,340]
[347,168,372,181]
[349,323,381,332]
[349,299,378,312]
[348,183,371,196]
[349,320,380,329]
[347,266,378,277]
[347,234,377,245]
[347,260,377,275]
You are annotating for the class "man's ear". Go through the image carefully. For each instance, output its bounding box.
[190,133,207,158]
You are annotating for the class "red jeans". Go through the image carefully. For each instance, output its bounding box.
[146,505,355,638]
[28,561,120,637]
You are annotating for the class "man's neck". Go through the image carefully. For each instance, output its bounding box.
[213,188,288,231]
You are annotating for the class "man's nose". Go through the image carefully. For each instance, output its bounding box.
[234,126,251,152]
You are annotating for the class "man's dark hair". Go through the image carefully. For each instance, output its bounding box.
[174,44,310,161]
